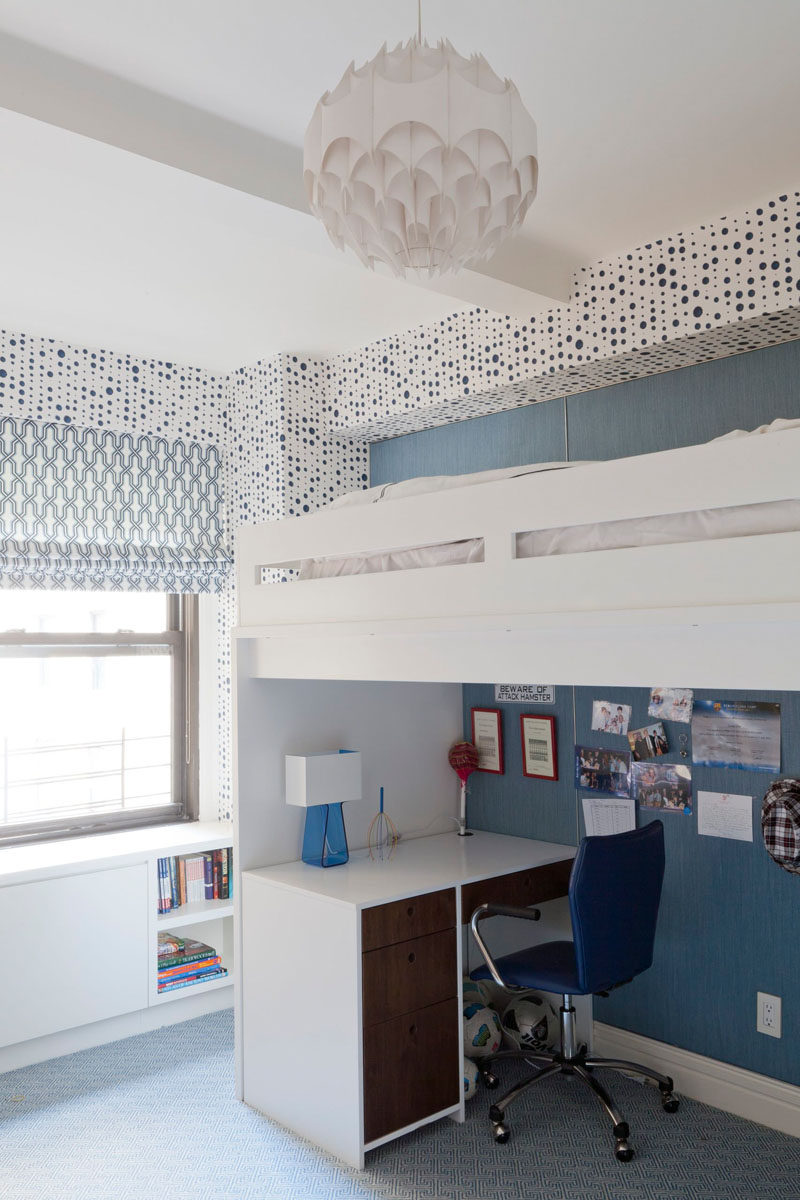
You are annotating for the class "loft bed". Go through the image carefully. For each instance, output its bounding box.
[235,422,800,689]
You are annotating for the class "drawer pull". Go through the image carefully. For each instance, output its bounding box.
[408,952,416,964]
[406,905,415,917]
[409,1024,417,1037]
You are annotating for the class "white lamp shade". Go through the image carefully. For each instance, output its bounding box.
[303,38,538,277]
[285,751,363,808]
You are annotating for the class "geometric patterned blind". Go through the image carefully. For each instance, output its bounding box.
[0,416,231,592]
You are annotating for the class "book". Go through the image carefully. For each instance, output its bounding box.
[157,967,228,993]
[204,852,214,900]
[158,857,171,914]
[221,847,229,900]
[155,936,216,969]
[158,956,221,981]
[183,855,205,904]
[157,932,185,958]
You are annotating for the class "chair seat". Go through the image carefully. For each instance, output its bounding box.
[471,939,587,995]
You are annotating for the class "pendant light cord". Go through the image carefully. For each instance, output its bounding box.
[417,0,422,42]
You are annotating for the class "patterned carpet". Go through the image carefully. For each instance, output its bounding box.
[0,1010,797,1200]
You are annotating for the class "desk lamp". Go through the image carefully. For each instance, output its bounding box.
[286,750,362,868]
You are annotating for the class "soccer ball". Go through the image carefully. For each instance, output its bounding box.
[502,993,558,1053]
[462,977,495,1009]
[463,1001,502,1058]
[462,1056,479,1100]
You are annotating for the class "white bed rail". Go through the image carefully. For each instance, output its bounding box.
[236,430,800,632]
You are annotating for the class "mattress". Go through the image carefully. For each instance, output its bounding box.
[298,419,800,581]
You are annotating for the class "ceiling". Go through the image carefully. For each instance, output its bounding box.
[0,0,798,369]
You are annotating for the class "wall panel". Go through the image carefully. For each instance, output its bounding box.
[370,336,800,1086]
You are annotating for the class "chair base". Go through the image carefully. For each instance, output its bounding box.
[479,996,679,1161]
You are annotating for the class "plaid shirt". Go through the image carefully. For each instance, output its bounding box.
[762,779,800,874]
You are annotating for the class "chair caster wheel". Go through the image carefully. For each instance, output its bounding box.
[661,1094,679,1113]
[480,1071,499,1090]
[492,1123,510,1144]
[615,1140,633,1162]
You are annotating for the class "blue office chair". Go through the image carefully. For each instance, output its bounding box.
[470,821,678,1161]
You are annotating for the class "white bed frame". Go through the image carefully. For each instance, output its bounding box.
[235,430,800,688]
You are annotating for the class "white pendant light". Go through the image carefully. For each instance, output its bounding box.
[303,13,538,278]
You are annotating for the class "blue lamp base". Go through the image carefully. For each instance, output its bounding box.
[301,802,350,868]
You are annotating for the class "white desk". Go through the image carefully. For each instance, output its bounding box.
[241,830,574,1168]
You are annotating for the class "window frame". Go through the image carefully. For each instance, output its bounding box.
[0,593,199,846]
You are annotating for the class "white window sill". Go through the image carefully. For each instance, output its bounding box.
[0,820,233,886]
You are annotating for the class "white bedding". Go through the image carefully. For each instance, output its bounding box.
[298,419,800,580]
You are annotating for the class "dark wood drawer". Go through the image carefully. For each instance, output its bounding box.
[361,887,455,952]
[460,857,573,924]
[363,997,460,1144]
[362,928,457,1025]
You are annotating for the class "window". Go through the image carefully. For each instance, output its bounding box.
[0,591,198,845]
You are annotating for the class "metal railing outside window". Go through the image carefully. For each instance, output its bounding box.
[0,592,198,845]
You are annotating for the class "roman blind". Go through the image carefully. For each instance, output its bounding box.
[0,415,230,591]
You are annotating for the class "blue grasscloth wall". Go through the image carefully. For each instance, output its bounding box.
[370,337,800,1087]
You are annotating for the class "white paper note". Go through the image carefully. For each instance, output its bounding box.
[697,790,753,842]
[582,795,636,838]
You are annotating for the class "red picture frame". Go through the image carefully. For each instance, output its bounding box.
[470,707,504,775]
[520,713,558,781]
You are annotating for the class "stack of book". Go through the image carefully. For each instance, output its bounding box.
[157,846,233,914]
[157,932,229,993]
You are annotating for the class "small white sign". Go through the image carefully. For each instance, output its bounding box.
[495,684,555,704]
[582,795,635,838]
[697,790,753,842]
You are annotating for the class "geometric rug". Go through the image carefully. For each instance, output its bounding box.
[0,1010,797,1200]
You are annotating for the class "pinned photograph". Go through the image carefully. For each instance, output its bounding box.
[627,722,668,762]
[575,746,631,798]
[648,687,693,724]
[633,762,693,814]
[591,700,632,736]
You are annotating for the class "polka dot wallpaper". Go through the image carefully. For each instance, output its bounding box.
[323,190,800,440]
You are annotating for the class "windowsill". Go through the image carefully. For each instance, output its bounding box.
[0,820,233,886]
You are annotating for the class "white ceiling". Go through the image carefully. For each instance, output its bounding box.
[0,0,798,369]
[0,108,496,371]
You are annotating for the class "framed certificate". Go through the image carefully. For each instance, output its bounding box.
[520,714,558,781]
[470,707,504,774]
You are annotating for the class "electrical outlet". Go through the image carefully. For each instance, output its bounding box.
[757,992,781,1038]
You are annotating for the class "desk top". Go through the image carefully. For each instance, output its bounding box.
[243,830,575,910]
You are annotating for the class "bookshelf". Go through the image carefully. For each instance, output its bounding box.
[149,831,234,1007]
[151,912,234,1006]
[0,821,234,1071]
[157,897,234,928]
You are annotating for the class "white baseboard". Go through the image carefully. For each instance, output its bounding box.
[0,986,233,1074]
[593,1021,800,1139]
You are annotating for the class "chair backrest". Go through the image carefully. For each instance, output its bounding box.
[569,821,665,995]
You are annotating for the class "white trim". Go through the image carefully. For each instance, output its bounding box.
[0,988,232,1074]
[593,1021,800,1139]
[197,592,220,822]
